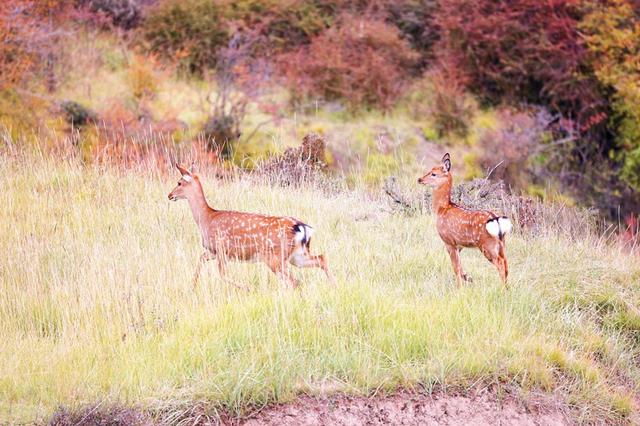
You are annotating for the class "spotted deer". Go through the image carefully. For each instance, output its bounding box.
[418,153,512,286]
[168,164,332,289]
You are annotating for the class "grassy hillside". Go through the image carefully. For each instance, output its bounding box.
[1,151,639,424]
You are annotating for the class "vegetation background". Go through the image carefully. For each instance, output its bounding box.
[1,0,640,424]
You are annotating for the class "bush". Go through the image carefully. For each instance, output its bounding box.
[126,54,160,101]
[60,101,97,127]
[281,14,418,111]
[222,0,334,50]
[431,0,640,218]
[202,115,239,157]
[201,29,268,157]
[475,107,553,190]
[581,0,640,193]
[77,0,142,29]
[386,0,439,68]
[141,0,229,74]
[0,0,65,90]
[408,63,475,137]
[434,0,606,129]
[256,132,328,186]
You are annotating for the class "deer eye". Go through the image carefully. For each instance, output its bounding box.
[431,173,436,177]
[178,181,182,186]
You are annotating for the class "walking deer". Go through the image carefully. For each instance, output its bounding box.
[168,164,332,289]
[418,153,512,286]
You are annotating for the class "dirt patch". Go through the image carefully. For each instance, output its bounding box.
[240,388,570,426]
[49,387,572,426]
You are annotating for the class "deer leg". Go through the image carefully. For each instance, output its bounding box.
[216,255,249,291]
[266,256,299,289]
[193,251,214,287]
[445,244,466,286]
[498,242,509,285]
[457,248,473,283]
[481,240,507,285]
[289,247,335,283]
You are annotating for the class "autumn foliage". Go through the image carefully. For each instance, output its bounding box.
[281,14,418,110]
[581,0,640,192]
[1,0,640,217]
[434,0,606,130]
[0,1,57,89]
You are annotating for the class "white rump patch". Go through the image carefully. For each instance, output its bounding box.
[485,219,500,237]
[498,217,513,235]
[294,225,314,243]
[486,217,513,238]
[182,175,193,182]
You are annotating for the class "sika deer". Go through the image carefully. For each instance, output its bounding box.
[168,164,331,289]
[418,153,512,286]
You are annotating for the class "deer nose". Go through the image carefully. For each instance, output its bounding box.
[417,178,423,184]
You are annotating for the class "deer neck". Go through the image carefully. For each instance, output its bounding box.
[186,180,214,231]
[432,176,453,214]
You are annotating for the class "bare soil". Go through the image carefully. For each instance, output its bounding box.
[240,388,570,426]
[49,387,572,425]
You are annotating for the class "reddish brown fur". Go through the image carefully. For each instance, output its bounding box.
[418,154,509,286]
[168,164,331,289]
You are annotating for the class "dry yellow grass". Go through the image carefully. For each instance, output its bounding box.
[1,150,640,423]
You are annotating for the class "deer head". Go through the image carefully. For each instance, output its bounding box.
[168,164,199,201]
[418,153,452,188]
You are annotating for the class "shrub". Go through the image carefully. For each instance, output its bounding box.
[201,29,268,157]
[127,54,160,101]
[386,0,439,67]
[60,101,98,127]
[434,0,606,129]
[475,107,553,190]
[0,0,65,90]
[202,115,240,157]
[256,133,328,186]
[0,89,47,141]
[281,14,418,111]
[408,63,475,137]
[77,0,142,29]
[0,1,68,137]
[141,0,229,74]
[431,0,640,218]
[221,0,334,50]
[581,0,640,193]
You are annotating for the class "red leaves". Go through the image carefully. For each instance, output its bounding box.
[434,0,606,131]
[280,14,418,111]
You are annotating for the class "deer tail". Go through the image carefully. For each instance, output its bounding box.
[293,222,314,249]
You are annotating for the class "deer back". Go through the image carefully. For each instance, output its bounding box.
[436,205,497,248]
[204,211,300,260]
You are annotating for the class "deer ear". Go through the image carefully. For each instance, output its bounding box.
[176,163,191,177]
[442,153,451,172]
[190,161,197,174]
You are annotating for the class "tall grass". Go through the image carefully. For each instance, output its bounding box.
[1,151,639,424]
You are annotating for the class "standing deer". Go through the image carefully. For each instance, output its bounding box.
[418,153,512,286]
[168,164,332,289]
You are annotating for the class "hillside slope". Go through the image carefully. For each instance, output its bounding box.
[1,153,639,424]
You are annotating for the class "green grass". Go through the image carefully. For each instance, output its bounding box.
[1,152,640,424]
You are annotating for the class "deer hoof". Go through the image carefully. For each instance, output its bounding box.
[462,274,473,283]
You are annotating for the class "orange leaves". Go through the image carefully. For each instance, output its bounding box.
[280,14,418,110]
[0,0,69,90]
